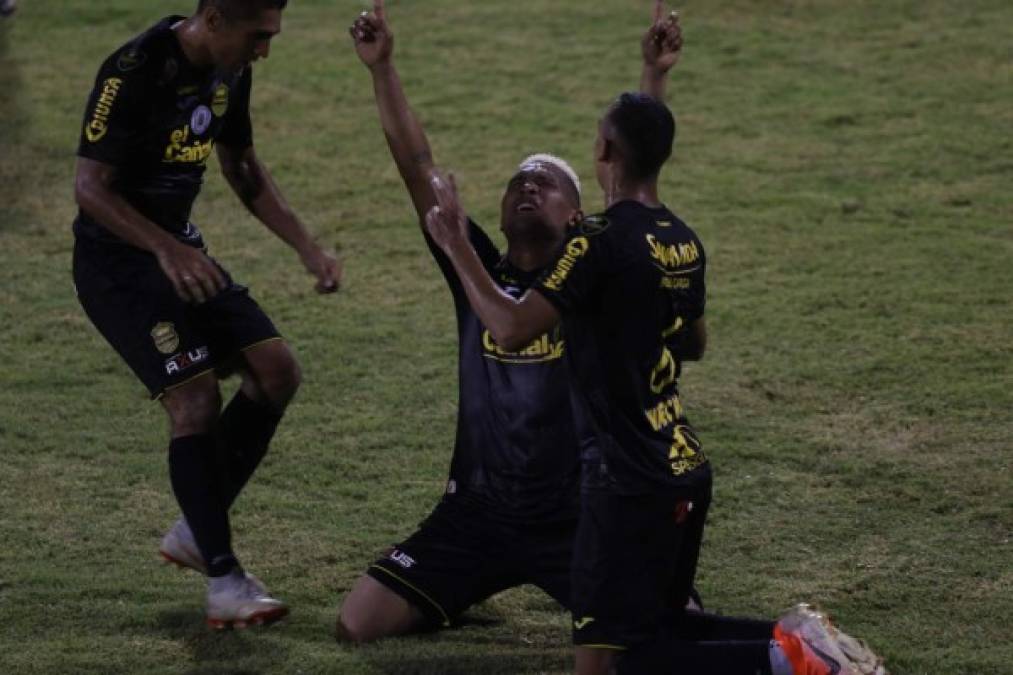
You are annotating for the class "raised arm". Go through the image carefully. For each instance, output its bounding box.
[641,1,683,100]
[350,0,438,224]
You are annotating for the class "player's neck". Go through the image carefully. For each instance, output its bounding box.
[505,240,564,272]
[605,182,662,210]
[174,17,215,69]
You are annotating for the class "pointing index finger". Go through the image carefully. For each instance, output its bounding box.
[374,0,385,22]
[653,0,664,23]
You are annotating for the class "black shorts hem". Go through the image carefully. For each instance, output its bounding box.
[367,563,451,628]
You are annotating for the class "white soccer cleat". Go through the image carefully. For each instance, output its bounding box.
[159,518,207,575]
[206,572,289,630]
[774,604,888,675]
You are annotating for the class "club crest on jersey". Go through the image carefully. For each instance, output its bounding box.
[211,83,229,116]
[117,48,147,72]
[150,322,180,355]
[84,77,123,143]
[191,105,212,135]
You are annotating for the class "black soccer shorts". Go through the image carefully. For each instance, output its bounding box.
[367,496,576,627]
[73,236,282,399]
[570,464,713,650]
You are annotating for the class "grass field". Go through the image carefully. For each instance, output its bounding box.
[1,0,1010,673]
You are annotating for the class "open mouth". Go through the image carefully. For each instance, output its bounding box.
[516,202,538,213]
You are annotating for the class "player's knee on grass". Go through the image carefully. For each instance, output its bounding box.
[162,374,222,437]
[336,575,424,643]
[243,340,302,411]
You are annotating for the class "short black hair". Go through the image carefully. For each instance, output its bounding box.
[605,92,676,180]
[198,0,288,21]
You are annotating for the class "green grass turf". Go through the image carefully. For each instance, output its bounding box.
[1,0,1010,673]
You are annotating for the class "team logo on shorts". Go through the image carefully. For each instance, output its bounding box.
[389,549,416,569]
[191,105,213,135]
[150,322,180,355]
[211,83,229,116]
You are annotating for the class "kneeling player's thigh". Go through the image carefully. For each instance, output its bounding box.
[526,520,578,609]
[367,500,519,628]
[337,575,425,643]
[570,492,690,649]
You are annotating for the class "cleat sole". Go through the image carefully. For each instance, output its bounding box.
[206,606,289,631]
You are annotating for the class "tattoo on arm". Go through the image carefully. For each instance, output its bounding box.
[411,150,432,166]
[236,158,266,210]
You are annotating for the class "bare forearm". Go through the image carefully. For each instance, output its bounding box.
[641,65,668,100]
[370,60,436,218]
[224,152,314,254]
[442,239,555,351]
[75,174,175,254]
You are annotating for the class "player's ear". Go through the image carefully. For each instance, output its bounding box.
[567,209,584,228]
[205,6,224,33]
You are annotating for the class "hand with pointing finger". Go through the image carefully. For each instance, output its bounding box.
[424,172,470,254]
[350,0,394,68]
[642,0,683,74]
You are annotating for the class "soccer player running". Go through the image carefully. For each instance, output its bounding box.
[73,0,341,629]
[422,1,888,672]
[337,0,696,642]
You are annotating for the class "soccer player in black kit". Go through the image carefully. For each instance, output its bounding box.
[422,3,888,673]
[336,1,700,643]
[73,0,341,629]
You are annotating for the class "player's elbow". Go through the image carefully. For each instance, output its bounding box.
[74,170,105,214]
[493,321,534,353]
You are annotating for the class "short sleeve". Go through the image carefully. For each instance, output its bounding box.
[217,68,253,149]
[533,224,611,314]
[77,54,153,166]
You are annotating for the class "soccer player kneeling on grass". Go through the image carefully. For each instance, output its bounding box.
[421,8,888,674]
[336,0,711,642]
[72,0,341,629]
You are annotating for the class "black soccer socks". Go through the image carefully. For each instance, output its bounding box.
[168,434,238,577]
[217,390,284,507]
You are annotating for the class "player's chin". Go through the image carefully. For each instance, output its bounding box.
[503,213,555,238]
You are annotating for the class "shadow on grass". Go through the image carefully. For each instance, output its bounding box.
[152,608,292,673]
[367,652,569,675]
[358,611,569,675]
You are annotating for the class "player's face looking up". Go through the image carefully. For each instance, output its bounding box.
[499,163,580,243]
[205,7,282,72]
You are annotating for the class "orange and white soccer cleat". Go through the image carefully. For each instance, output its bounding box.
[774,604,888,675]
[159,518,208,575]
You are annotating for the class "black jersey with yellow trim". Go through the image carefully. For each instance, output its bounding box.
[533,201,709,495]
[74,16,253,248]
[424,220,579,523]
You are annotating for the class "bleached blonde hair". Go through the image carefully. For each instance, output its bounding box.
[519,153,581,203]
